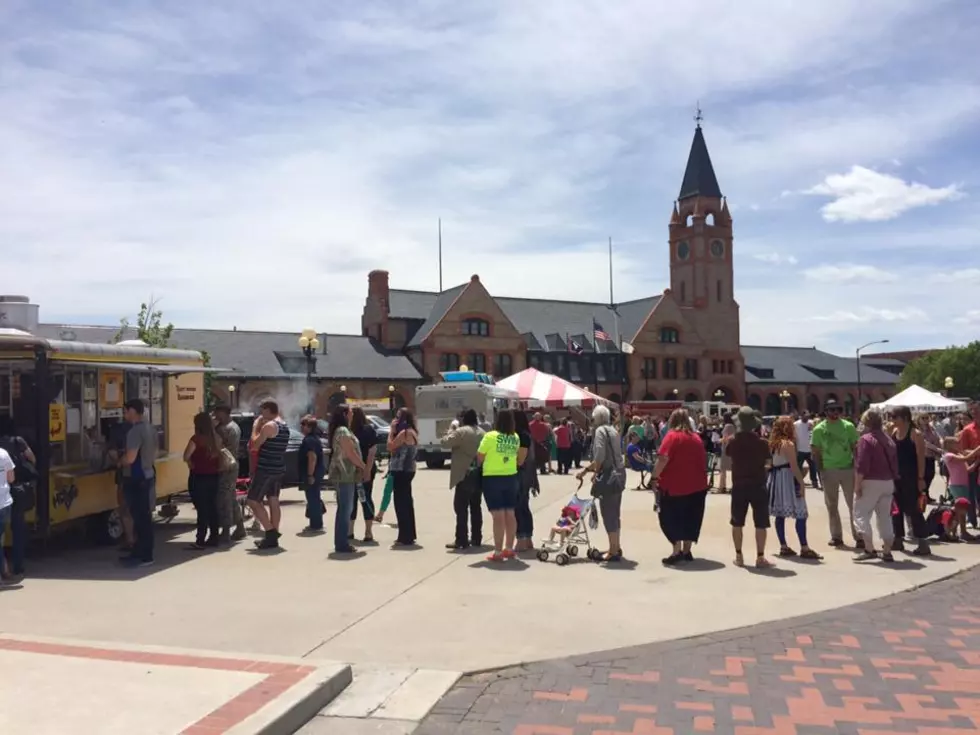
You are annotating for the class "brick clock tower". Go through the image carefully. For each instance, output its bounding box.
[668,119,742,391]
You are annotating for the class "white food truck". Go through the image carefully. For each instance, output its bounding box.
[414,371,522,469]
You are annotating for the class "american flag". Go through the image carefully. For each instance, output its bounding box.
[593,320,609,342]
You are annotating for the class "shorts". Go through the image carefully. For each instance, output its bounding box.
[731,483,770,529]
[949,484,970,502]
[482,474,518,511]
[599,491,623,534]
[248,470,283,502]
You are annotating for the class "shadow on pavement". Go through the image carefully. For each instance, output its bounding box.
[327,550,368,560]
[469,559,530,571]
[745,564,797,578]
[670,558,726,572]
[599,559,639,571]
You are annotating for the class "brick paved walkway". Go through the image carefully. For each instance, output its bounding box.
[416,566,980,734]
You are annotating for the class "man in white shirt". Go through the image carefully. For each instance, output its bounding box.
[793,413,820,489]
[0,446,16,581]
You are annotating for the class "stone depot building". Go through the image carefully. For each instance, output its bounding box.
[39,123,901,417]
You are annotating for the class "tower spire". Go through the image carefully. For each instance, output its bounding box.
[678,115,722,201]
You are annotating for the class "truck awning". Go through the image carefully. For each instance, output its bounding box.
[48,360,234,375]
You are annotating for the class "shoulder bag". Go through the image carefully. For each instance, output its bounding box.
[591,426,626,499]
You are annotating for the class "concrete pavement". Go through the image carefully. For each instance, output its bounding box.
[1,468,977,732]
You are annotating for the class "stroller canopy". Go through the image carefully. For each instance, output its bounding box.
[497,368,614,409]
[870,385,966,413]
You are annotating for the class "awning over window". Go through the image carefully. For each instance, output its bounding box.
[48,360,234,375]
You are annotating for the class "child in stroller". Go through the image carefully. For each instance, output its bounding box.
[536,494,602,565]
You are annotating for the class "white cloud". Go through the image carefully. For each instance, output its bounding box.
[804,264,898,282]
[752,252,798,266]
[931,268,980,283]
[953,310,980,325]
[809,307,928,324]
[805,166,963,222]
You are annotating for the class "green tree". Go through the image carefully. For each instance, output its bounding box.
[897,342,980,398]
[113,299,174,347]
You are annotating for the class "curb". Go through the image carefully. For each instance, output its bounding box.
[230,663,353,735]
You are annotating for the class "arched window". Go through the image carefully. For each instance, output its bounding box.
[493,354,512,377]
[826,393,839,405]
[748,393,762,411]
[462,318,490,337]
[440,353,460,372]
[660,327,680,344]
[607,393,621,404]
[764,394,782,416]
[712,386,734,402]
[643,392,657,400]
[684,392,699,403]
[786,393,799,412]
[685,214,693,226]
[844,394,855,416]
[327,391,347,411]
[390,391,407,410]
[468,353,486,373]
[705,212,715,226]
[663,358,678,379]
[807,394,820,414]
[716,280,722,302]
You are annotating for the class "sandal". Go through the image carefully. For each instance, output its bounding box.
[880,552,894,563]
[662,552,684,566]
[755,556,773,568]
[486,552,505,562]
[799,548,823,560]
[733,551,744,567]
[603,550,623,562]
[778,546,797,557]
[853,550,878,562]
[501,549,516,559]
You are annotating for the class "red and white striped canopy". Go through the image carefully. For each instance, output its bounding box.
[497,368,614,409]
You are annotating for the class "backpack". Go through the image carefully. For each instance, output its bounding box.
[1,435,38,512]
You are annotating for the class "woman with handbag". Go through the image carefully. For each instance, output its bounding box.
[575,405,625,562]
[652,409,708,565]
[183,412,224,549]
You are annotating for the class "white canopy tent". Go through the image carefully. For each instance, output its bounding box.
[870,385,966,413]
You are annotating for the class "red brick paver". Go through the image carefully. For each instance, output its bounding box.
[0,637,315,734]
[416,567,980,734]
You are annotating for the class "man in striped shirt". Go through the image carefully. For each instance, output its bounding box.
[249,399,291,549]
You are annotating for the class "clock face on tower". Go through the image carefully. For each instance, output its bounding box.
[677,241,690,260]
[710,240,725,258]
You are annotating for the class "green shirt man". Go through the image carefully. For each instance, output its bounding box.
[811,416,858,470]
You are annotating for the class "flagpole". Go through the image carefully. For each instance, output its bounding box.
[608,235,614,306]
[438,218,444,292]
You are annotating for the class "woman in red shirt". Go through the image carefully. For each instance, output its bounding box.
[652,409,708,566]
[183,412,224,549]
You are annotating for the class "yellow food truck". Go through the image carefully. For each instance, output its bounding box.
[0,333,214,543]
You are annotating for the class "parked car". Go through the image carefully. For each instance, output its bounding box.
[231,412,329,487]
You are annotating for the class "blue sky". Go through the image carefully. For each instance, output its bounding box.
[2,0,978,354]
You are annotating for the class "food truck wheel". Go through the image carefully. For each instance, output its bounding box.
[88,510,124,546]
[425,457,447,469]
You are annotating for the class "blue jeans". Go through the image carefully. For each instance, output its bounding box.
[334,483,356,550]
[302,479,324,530]
[123,477,155,562]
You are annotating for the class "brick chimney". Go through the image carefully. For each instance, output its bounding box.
[363,270,391,344]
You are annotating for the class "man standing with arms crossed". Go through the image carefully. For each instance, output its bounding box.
[811,399,860,549]
[120,399,157,567]
[248,400,290,550]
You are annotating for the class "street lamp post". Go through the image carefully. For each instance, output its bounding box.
[779,389,791,414]
[944,376,954,396]
[298,328,320,414]
[227,383,236,410]
[388,384,396,421]
[856,339,889,412]
[714,388,725,401]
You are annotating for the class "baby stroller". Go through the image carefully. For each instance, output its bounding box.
[536,492,602,566]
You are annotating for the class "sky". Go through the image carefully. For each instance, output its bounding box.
[2,0,978,355]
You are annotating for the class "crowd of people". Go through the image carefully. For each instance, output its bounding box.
[1,395,978,580]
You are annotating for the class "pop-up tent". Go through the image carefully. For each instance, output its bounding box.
[871,385,966,413]
[498,367,614,409]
